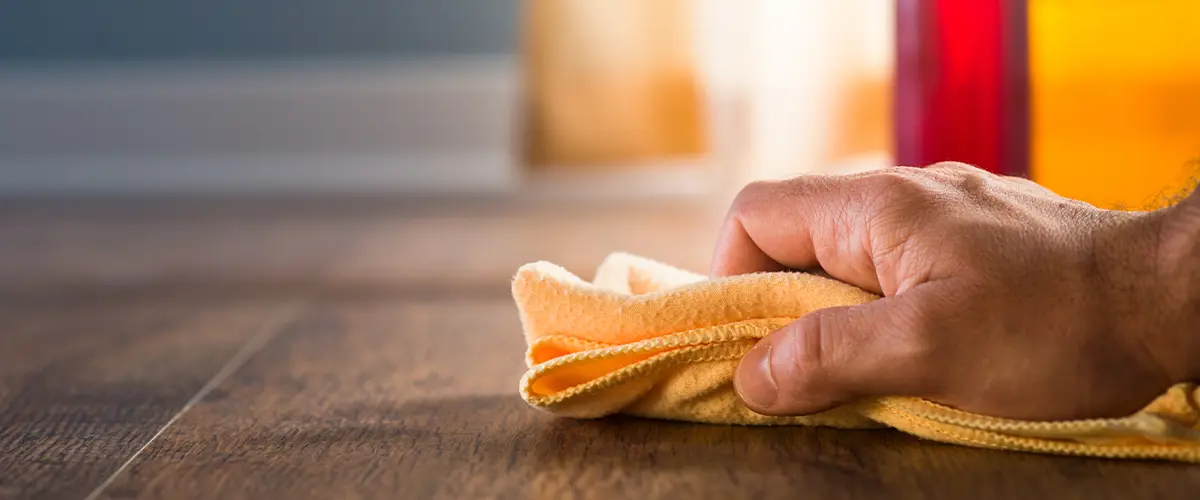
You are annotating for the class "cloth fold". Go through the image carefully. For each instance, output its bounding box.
[513,252,1200,462]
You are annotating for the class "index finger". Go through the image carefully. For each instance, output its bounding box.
[710,174,883,294]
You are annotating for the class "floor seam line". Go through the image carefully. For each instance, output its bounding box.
[81,298,308,500]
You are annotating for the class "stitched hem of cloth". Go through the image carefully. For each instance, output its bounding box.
[875,395,1200,442]
[869,400,1200,462]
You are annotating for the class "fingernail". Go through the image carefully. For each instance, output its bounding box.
[735,340,778,409]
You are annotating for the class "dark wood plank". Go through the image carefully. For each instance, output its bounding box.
[14,199,1198,499]
[0,199,356,499]
[96,298,1200,500]
[0,296,301,500]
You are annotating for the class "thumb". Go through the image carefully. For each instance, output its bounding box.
[733,296,934,416]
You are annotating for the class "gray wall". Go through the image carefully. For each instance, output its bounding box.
[0,0,520,61]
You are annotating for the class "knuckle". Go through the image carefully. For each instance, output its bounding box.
[797,313,829,364]
[729,179,779,215]
[865,175,938,235]
[731,176,830,218]
[742,179,777,197]
[870,169,935,205]
[927,161,981,174]
[776,313,830,391]
[925,162,1003,201]
[954,170,997,200]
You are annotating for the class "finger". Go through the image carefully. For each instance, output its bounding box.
[710,179,820,277]
[709,175,882,293]
[734,286,946,416]
[709,214,792,277]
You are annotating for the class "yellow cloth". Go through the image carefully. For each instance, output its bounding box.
[513,252,1200,462]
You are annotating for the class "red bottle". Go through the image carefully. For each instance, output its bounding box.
[894,0,1029,176]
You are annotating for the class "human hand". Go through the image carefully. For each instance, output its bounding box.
[713,162,1199,420]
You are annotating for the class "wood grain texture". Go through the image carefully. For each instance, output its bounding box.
[5,199,1200,499]
[99,299,1200,500]
[0,296,299,500]
[0,199,333,499]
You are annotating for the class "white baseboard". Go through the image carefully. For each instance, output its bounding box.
[0,58,522,195]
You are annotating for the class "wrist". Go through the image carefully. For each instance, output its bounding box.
[1095,193,1200,384]
[1157,190,1200,380]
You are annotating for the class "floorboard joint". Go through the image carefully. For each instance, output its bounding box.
[81,299,307,500]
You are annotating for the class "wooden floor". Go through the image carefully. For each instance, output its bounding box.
[2,198,1198,500]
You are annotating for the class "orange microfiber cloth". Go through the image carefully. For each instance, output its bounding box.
[513,252,1200,462]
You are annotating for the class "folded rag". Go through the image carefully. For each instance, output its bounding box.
[513,252,1200,462]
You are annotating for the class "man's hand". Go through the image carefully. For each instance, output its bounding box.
[714,162,1199,420]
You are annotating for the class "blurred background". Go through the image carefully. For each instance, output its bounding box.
[1,0,1198,284]
[4,4,1199,496]
[2,0,1197,204]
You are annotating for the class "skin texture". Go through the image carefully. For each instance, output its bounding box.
[714,162,1199,420]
